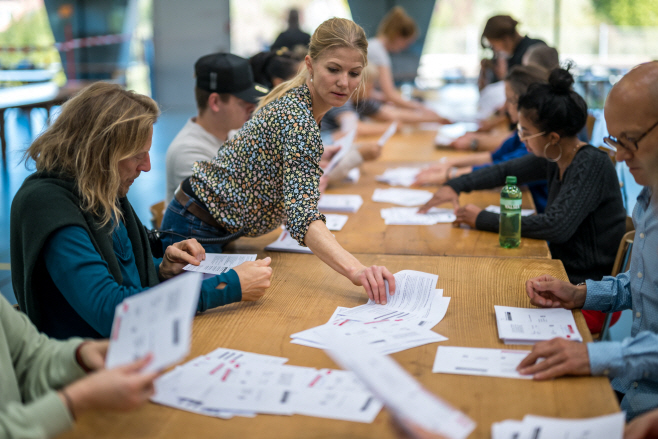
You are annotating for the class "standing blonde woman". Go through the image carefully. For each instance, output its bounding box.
[161,18,397,303]
[11,82,272,339]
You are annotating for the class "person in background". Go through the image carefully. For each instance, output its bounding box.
[517,61,658,421]
[522,44,559,72]
[165,53,269,205]
[418,68,626,334]
[11,83,272,340]
[249,49,301,89]
[479,14,545,85]
[0,293,158,439]
[414,65,550,213]
[160,18,396,305]
[271,8,311,52]
[368,6,442,120]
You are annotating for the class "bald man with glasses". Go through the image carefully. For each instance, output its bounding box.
[517,61,658,421]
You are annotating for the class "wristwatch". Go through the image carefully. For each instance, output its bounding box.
[469,138,479,151]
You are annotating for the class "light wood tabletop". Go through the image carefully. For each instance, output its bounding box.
[226,160,550,259]
[361,129,478,163]
[59,253,619,439]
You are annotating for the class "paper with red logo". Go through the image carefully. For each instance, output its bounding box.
[494,305,583,345]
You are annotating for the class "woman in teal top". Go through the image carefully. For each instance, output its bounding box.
[11,82,273,339]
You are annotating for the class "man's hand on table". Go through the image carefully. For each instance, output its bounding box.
[525,275,587,309]
[517,337,591,380]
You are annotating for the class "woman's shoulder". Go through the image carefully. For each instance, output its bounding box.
[261,86,315,126]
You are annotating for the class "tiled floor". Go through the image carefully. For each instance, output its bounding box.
[0,106,190,305]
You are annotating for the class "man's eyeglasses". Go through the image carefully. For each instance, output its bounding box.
[517,124,545,142]
[603,120,658,152]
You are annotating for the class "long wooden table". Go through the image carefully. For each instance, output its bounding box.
[226,160,550,259]
[60,254,619,439]
[368,129,473,163]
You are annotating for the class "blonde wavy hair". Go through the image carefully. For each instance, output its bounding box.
[25,82,159,228]
[256,17,368,111]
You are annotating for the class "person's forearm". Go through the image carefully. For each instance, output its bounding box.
[0,392,75,439]
[355,121,391,137]
[304,220,363,282]
[448,152,492,168]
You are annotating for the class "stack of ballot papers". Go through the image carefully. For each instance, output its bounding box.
[376,167,421,187]
[485,205,535,217]
[434,122,479,146]
[381,207,455,225]
[151,347,384,423]
[322,331,476,439]
[265,229,312,254]
[318,194,363,213]
[491,412,625,439]
[494,306,583,345]
[106,271,203,372]
[433,346,532,380]
[291,270,451,354]
[183,253,256,276]
[372,188,434,206]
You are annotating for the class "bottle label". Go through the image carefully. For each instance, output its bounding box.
[500,198,522,210]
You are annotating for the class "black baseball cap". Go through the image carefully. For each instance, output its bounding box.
[195,53,269,104]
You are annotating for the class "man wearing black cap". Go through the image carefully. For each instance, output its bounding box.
[165,53,269,204]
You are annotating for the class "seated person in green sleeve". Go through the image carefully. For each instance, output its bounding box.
[0,293,157,439]
[10,82,273,340]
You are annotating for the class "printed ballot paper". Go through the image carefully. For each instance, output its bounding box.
[105,271,203,373]
[381,207,456,225]
[183,253,256,275]
[491,412,625,439]
[318,194,364,213]
[433,346,532,380]
[291,270,451,354]
[376,167,421,187]
[378,121,398,146]
[324,213,349,231]
[324,128,357,174]
[152,347,383,423]
[265,229,313,254]
[322,332,476,439]
[494,306,583,345]
[372,188,434,207]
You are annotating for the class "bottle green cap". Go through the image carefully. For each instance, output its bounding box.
[506,176,517,185]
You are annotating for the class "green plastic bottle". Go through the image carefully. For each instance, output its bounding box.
[499,176,522,248]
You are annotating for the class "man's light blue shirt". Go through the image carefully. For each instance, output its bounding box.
[584,187,658,420]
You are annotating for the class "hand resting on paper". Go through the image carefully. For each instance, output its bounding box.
[232,257,273,302]
[516,337,591,380]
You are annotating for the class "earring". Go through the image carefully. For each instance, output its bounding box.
[310,77,314,83]
[544,142,563,163]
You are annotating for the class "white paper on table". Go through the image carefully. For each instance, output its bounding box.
[433,346,532,380]
[381,207,456,225]
[378,121,398,146]
[340,270,439,321]
[322,332,476,439]
[494,306,583,344]
[491,419,524,439]
[105,271,202,373]
[318,194,364,213]
[372,188,434,207]
[345,167,360,183]
[376,167,421,187]
[265,229,313,254]
[290,387,383,423]
[325,128,357,174]
[434,122,479,146]
[485,205,535,217]
[183,253,257,275]
[324,213,349,231]
[516,412,625,439]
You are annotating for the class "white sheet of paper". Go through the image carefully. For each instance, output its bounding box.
[494,306,583,344]
[381,207,456,225]
[323,332,476,439]
[291,387,383,423]
[375,167,421,187]
[485,205,535,217]
[318,194,364,213]
[433,346,532,379]
[345,167,360,183]
[183,253,257,275]
[325,128,357,174]
[265,229,313,254]
[378,121,398,146]
[434,122,479,146]
[494,412,625,439]
[372,188,434,207]
[324,213,349,231]
[105,271,203,373]
[491,419,524,439]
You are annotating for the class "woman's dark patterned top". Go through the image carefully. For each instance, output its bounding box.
[191,84,326,245]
